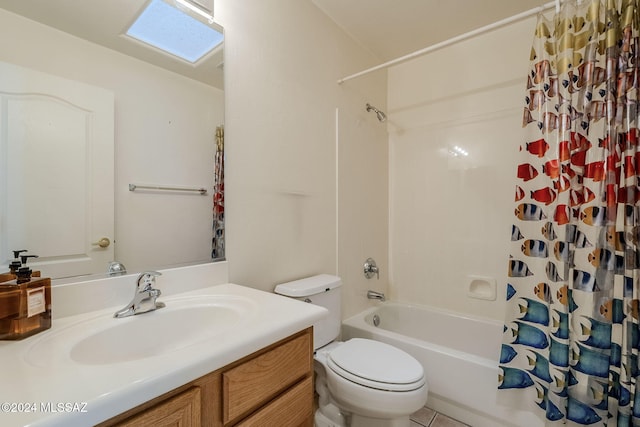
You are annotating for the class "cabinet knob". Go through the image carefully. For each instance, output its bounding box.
[92,237,111,248]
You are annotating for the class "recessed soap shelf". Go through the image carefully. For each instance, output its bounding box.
[467,275,496,301]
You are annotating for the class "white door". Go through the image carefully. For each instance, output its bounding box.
[0,61,114,279]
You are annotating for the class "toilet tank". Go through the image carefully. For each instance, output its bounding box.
[274,274,342,350]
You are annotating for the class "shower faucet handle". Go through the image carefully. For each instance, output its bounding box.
[364,258,379,279]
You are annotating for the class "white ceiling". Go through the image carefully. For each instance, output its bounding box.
[0,0,545,89]
[0,0,224,89]
[312,0,544,62]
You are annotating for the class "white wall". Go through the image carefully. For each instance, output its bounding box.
[0,2,536,325]
[0,1,387,318]
[216,0,389,316]
[388,18,536,321]
[0,9,224,274]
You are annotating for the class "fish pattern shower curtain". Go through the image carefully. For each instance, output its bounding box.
[212,125,225,260]
[499,0,640,425]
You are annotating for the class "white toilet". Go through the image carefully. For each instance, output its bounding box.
[275,274,428,427]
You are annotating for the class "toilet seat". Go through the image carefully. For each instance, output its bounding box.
[327,338,425,392]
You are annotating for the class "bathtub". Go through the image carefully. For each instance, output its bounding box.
[342,302,541,427]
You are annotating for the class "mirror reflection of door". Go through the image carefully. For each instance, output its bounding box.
[0,61,114,278]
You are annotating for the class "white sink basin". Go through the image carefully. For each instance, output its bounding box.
[25,294,257,366]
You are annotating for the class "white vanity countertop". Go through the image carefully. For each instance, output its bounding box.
[0,283,327,427]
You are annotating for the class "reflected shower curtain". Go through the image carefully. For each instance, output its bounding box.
[499,0,640,425]
[212,125,224,260]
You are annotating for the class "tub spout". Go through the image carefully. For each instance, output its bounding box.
[367,290,385,302]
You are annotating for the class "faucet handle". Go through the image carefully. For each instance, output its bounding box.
[364,258,379,279]
[136,271,162,291]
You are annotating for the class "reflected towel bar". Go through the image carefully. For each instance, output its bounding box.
[128,184,208,195]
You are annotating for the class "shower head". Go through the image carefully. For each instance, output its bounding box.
[366,103,387,122]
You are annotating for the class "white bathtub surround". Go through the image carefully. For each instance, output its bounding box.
[342,302,542,427]
[335,106,389,320]
[387,15,535,322]
[0,262,327,427]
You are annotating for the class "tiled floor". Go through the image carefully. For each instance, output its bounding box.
[410,406,470,427]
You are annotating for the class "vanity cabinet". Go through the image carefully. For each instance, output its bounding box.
[98,328,313,427]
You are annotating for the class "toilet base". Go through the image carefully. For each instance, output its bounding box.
[315,408,346,427]
[351,414,411,427]
[315,408,411,427]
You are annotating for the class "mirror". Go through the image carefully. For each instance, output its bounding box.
[0,0,224,279]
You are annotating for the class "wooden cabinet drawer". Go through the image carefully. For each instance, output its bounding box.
[223,332,312,424]
[235,376,313,427]
[99,329,314,427]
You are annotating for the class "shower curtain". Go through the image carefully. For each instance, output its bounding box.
[212,125,225,260]
[499,0,640,425]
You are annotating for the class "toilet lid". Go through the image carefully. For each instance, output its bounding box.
[327,338,425,392]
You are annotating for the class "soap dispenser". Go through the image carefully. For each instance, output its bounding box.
[0,251,40,283]
[20,254,41,277]
[0,250,26,282]
[0,263,51,340]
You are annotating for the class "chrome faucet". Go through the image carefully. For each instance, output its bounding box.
[114,271,165,318]
[364,258,379,279]
[107,261,127,276]
[367,290,386,302]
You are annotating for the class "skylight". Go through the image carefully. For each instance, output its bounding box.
[126,0,223,64]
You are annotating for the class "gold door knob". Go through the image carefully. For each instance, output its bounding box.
[92,237,111,248]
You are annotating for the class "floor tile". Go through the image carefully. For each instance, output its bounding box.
[430,413,470,427]
[410,421,425,427]
[410,406,436,426]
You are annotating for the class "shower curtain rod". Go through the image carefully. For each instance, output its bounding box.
[337,0,559,84]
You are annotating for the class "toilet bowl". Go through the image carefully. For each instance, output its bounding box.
[274,275,428,427]
[317,339,428,426]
